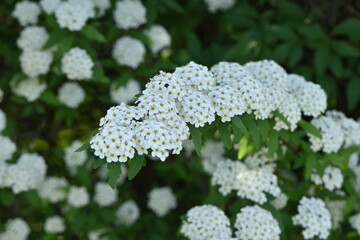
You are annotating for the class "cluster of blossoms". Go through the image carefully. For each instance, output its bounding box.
[110,79,141,104]
[326,198,346,229]
[61,47,94,80]
[112,36,146,69]
[0,218,30,240]
[0,136,16,162]
[271,192,288,210]
[58,82,86,108]
[94,182,118,207]
[67,186,90,208]
[116,200,140,226]
[12,1,41,26]
[37,176,68,203]
[350,213,360,235]
[243,147,278,172]
[147,187,177,217]
[145,25,171,54]
[311,165,344,191]
[0,110,6,132]
[204,0,237,12]
[44,216,65,234]
[11,77,47,102]
[113,0,146,30]
[292,197,332,239]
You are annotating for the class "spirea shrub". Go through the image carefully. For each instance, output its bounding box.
[1,0,360,239]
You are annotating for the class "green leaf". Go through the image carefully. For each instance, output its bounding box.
[258,120,270,141]
[344,196,357,216]
[347,78,360,111]
[0,189,15,206]
[238,136,249,160]
[305,153,317,180]
[297,24,326,39]
[93,68,111,84]
[314,45,330,75]
[219,123,232,150]
[93,158,106,169]
[298,120,322,139]
[268,131,279,158]
[273,110,291,129]
[107,162,122,188]
[43,28,67,49]
[41,90,62,106]
[81,25,107,43]
[127,155,145,180]
[248,120,260,150]
[333,18,360,40]
[288,45,303,67]
[189,125,202,156]
[231,116,248,135]
[332,41,360,57]
[75,142,90,152]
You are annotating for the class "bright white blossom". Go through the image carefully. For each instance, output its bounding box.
[20,50,53,77]
[0,218,30,240]
[40,0,61,14]
[204,0,237,12]
[235,205,281,240]
[145,25,171,54]
[17,26,49,51]
[55,1,90,31]
[113,0,146,30]
[311,166,343,191]
[37,177,68,203]
[180,205,233,240]
[11,77,46,102]
[147,187,177,217]
[61,47,94,80]
[58,82,85,108]
[112,36,145,68]
[70,0,96,18]
[67,186,89,208]
[110,79,141,104]
[350,213,360,235]
[326,199,346,229]
[292,197,332,239]
[244,147,277,172]
[13,1,41,26]
[116,200,140,226]
[94,182,118,207]
[0,136,16,162]
[44,216,65,233]
[4,153,47,194]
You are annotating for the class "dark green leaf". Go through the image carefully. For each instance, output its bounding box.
[288,45,303,67]
[43,28,67,49]
[347,78,360,111]
[248,120,260,150]
[273,111,291,129]
[75,142,90,152]
[268,131,279,158]
[231,116,248,135]
[81,25,107,43]
[258,120,270,141]
[305,153,317,180]
[333,18,360,40]
[332,41,360,57]
[93,158,106,169]
[189,125,202,156]
[108,162,122,188]
[298,120,322,139]
[314,45,330,75]
[41,90,62,106]
[219,123,232,150]
[127,155,145,180]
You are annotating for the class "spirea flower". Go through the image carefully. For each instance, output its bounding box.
[292,197,332,239]
[11,77,46,102]
[4,153,47,194]
[58,82,85,108]
[0,110,6,132]
[309,116,344,153]
[55,1,90,31]
[70,0,96,18]
[61,47,94,80]
[64,140,88,170]
[271,192,288,210]
[113,0,146,30]
[350,213,360,235]
[112,36,145,68]
[204,0,237,12]
[145,25,171,54]
[17,26,49,51]
[92,0,111,16]
[326,199,346,229]
[37,177,68,203]
[274,92,301,131]
[147,187,177,217]
[235,205,281,240]
[288,74,327,117]
[116,200,140,226]
[180,205,233,240]
[311,166,343,191]
[40,0,61,14]
[200,141,226,174]
[13,1,41,26]
[67,186,89,208]
[94,182,118,207]
[44,216,65,233]
[244,147,277,172]
[20,50,53,77]
[110,79,141,104]
[0,218,30,240]
[0,136,16,162]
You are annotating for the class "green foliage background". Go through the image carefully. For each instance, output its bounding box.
[0,0,359,239]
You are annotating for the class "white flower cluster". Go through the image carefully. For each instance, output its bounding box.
[113,0,146,30]
[145,25,171,54]
[40,0,61,14]
[110,79,141,104]
[292,197,332,239]
[67,186,89,208]
[0,136,16,162]
[288,74,327,117]
[311,166,343,191]
[62,47,94,80]
[64,140,88,172]
[4,153,47,194]
[234,205,281,240]
[13,1,41,26]
[211,158,281,204]
[55,0,94,31]
[58,82,86,108]
[200,141,226,174]
[244,147,277,172]
[180,205,234,240]
[308,116,344,153]
[0,110,6,132]
[20,50,53,77]
[204,0,237,13]
[116,200,140,226]
[94,182,118,207]
[17,26,49,51]
[11,78,47,102]
[37,176,68,203]
[326,199,346,229]
[88,229,108,240]
[44,216,65,233]
[92,0,111,16]
[147,187,177,217]
[0,218,30,240]
[350,213,360,235]
[112,36,146,69]
[271,192,288,210]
